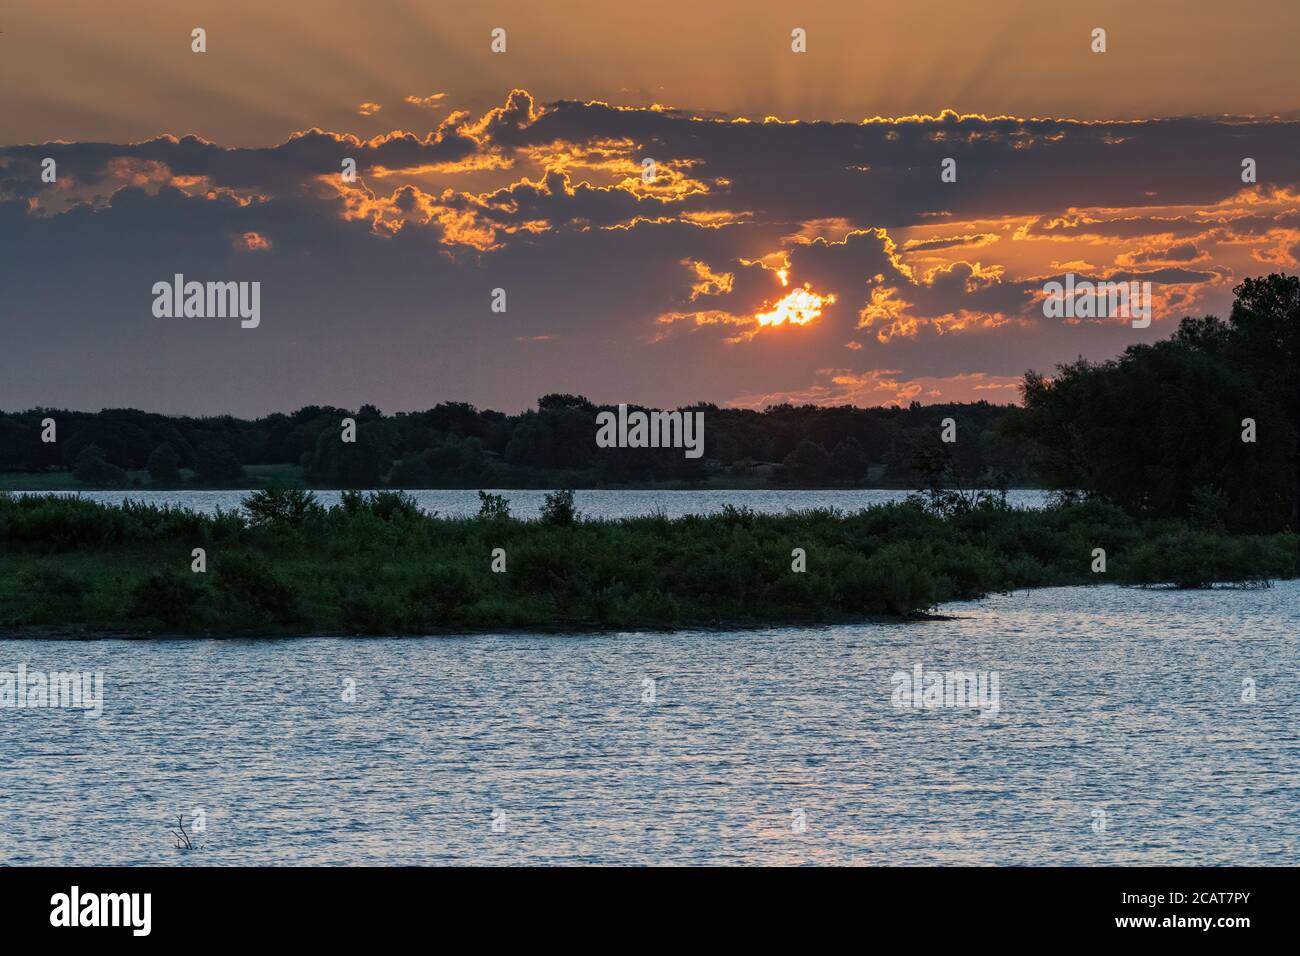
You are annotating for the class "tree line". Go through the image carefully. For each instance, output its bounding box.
[0,395,1024,489]
[2,272,1296,534]
[1010,273,1299,533]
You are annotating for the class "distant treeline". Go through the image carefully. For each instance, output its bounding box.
[2,273,1297,534]
[0,396,1025,490]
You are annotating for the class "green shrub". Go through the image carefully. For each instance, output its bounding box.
[477,491,511,521]
[363,491,423,521]
[2,494,1298,633]
[128,569,206,627]
[338,589,406,634]
[718,503,757,528]
[215,552,299,623]
[16,562,92,614]
[859,543,944,615]
[1119,529,1283,588]
[540,489,577,526]
[407,565,480,620]
[242,487,323,527]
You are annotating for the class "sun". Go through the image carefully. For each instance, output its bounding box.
[754,283,835,328]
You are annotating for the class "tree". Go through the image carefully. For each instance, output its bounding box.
[307,427,388,488]
[1010,275,1299,531]
[387,454,433,488]
[1224,274,1300,523]
[72,444,128,487]
[504,413,555,469]
[781,440,832,484]
[537,393,593,412]
[146,442,181,483]
[830,437,869,484]
[194,440,245,483]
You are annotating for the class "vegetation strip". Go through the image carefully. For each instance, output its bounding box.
[2,489,1295,636]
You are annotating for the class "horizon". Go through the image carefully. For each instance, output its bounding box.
[0,392,1026,420]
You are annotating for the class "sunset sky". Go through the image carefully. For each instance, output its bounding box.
[2,0,1299,415]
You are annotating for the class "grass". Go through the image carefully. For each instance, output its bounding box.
[242,464,308,487]
[0,489,1295,636]
[0,470,150,491]
[0,464,307,492]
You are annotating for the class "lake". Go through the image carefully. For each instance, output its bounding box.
[13,487,1053,519]
[1,581,1294,865]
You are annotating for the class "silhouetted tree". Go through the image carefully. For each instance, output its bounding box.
[147,442,181,483]
[72,444,128,487]
[195,440,245,483]
[1010,274,1299,531]
[781,440,832,484]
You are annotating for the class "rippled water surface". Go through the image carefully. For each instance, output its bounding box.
[2,582,1295,865]
[17,487,1052,519]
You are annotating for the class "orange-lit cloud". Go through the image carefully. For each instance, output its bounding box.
[728,370,1025,409]
[233,231,272,251]
[754,284,835,329]
[404,93,447,109]
[684,259,733,300]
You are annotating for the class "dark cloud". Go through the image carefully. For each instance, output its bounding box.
[2,92,1298,413]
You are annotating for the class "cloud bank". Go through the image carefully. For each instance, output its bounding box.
[2,90,1298,414]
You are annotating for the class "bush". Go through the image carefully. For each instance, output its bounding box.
[242,487,323,527]
[718,503,757,528]
[858,543,944,615]
[1119,529,1283,588]
[215,552,298,623]
[362,491,422,522]
[3,494,1298,633]
[16,563,92,613]
[128,569,206,627]
[338,589,405,634]
[477,491,511,521]
[540,489,578,526]
[408,565,480,620]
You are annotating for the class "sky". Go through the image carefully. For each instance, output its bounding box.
[2,0,1299,415]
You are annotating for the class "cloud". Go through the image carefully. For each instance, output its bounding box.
[404,94,448,109]
[2,90,1299,414]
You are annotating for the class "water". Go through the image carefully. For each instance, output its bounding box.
[12,487,1053,519]
[1,582,1295,865]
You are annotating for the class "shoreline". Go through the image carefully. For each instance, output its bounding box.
[1,481,1050,494]
[0,611,954,641]
[0,579,1283,641]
